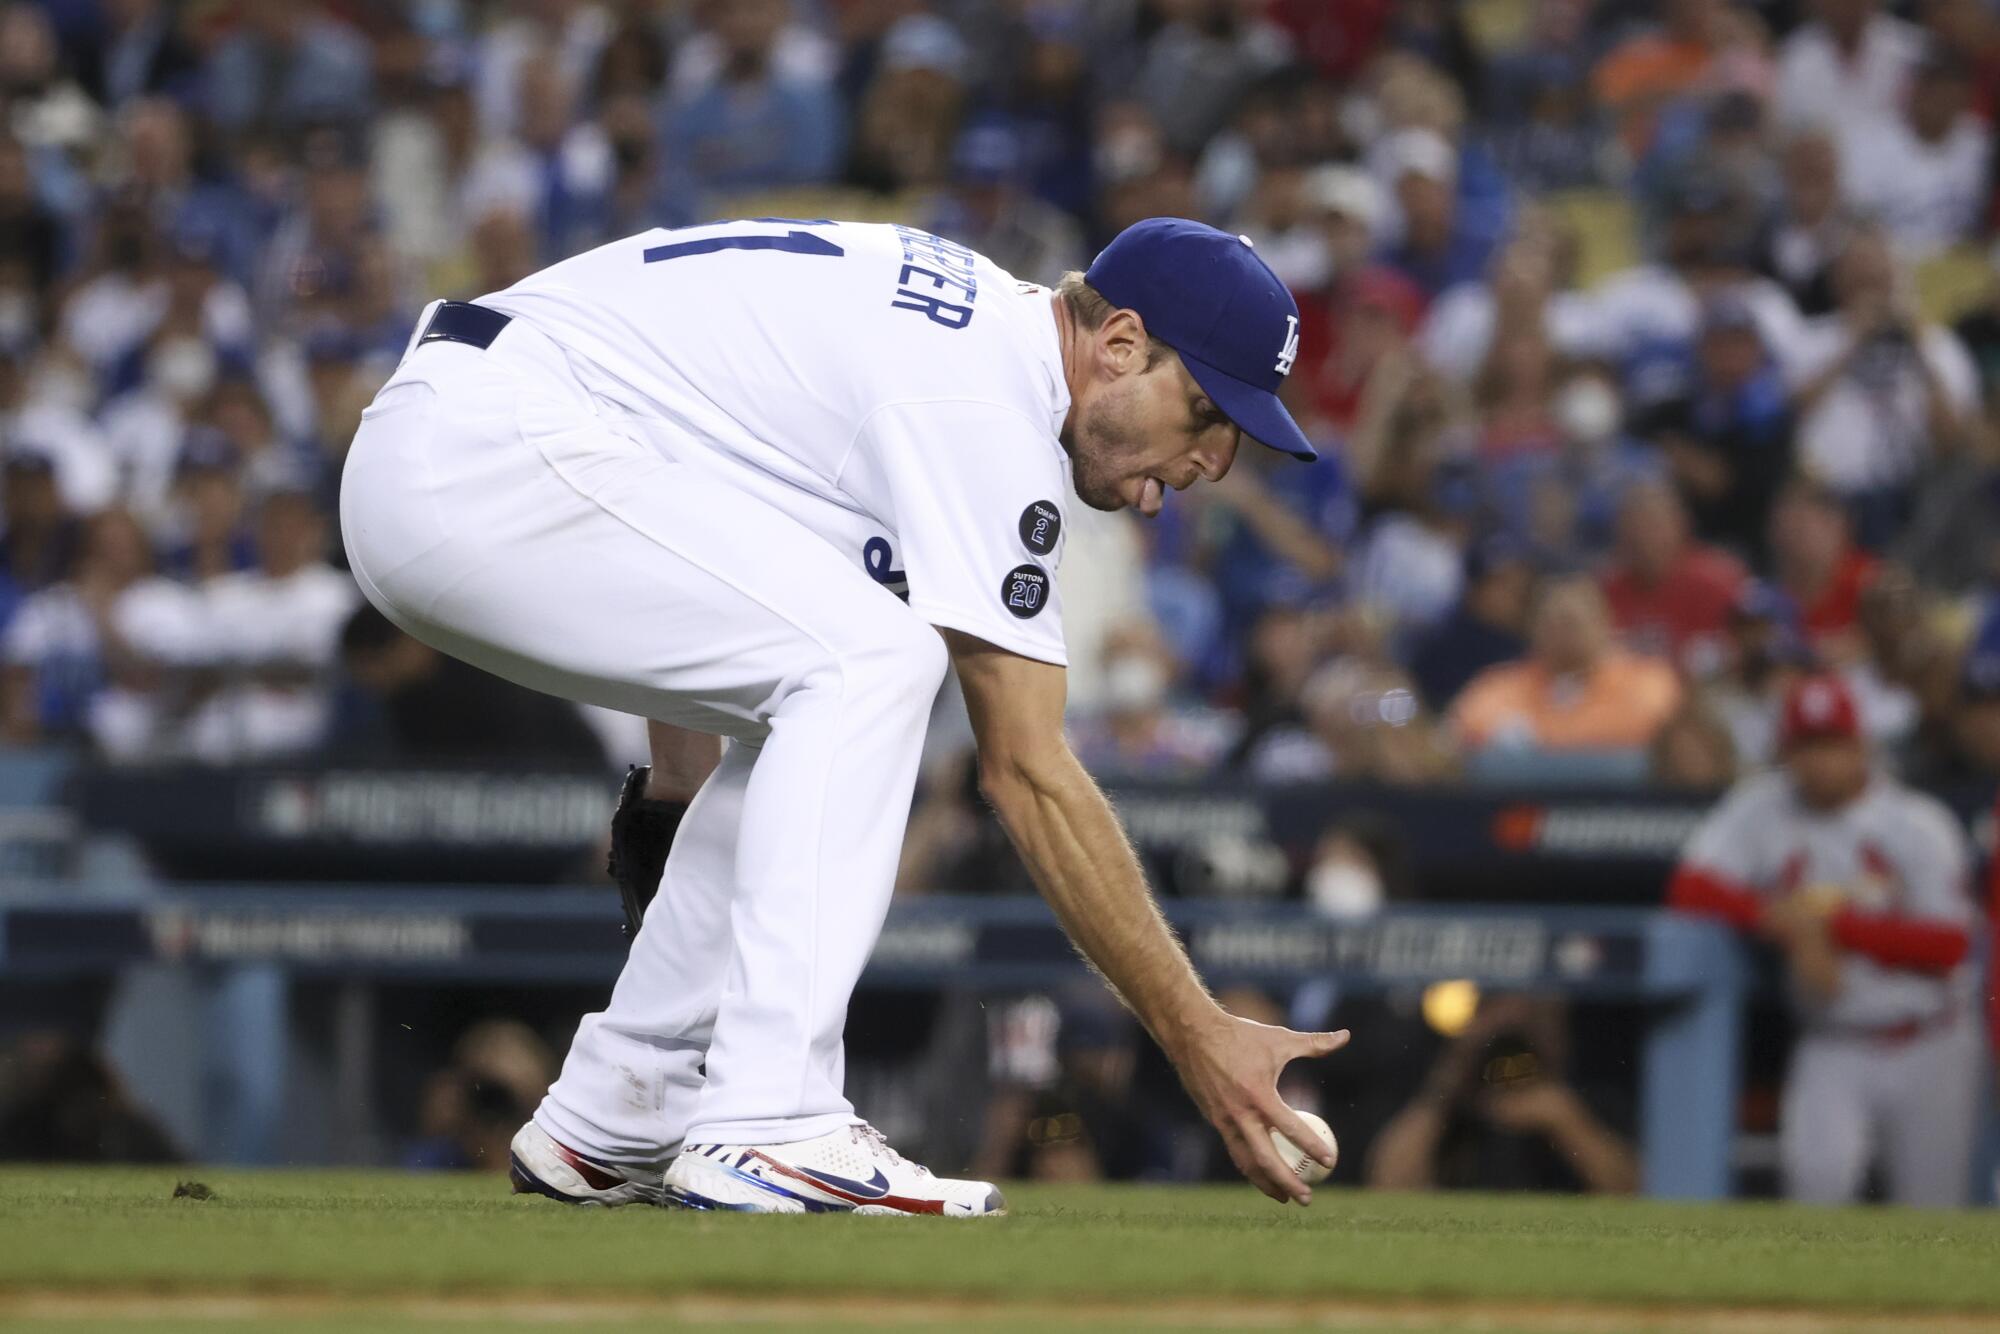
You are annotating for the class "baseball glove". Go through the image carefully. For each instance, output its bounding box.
[608,765,688,938]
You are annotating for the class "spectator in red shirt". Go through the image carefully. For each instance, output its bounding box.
[1601,478,1746,676]
[1267,0,1390,83]
[1292,264,1424,440]
[1769,478,1877,659]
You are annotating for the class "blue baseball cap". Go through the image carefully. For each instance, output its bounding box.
[953,118,1024,184]
[1084,218,1317,462]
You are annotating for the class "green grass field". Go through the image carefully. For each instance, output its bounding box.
[1,1169,1997,1332]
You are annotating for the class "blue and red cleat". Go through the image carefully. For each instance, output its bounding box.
[663,1122,1006,1217]
[508,1122,666,1207]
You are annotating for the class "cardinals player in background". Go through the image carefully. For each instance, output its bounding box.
[1669,673,1982,1206]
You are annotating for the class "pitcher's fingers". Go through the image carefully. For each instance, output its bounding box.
[1218,1119,1290,1203]
[1239,1109,1313,1204]
[1295,1029,1350,1059]
[1264,1096,1337,1170]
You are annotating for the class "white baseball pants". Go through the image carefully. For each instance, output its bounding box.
[340,314,946,1157]
[1779,1016,1983,1207]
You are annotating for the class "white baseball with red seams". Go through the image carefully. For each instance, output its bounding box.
[1270,1109,1337,1186]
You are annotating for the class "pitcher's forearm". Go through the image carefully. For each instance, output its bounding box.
[985,753,1219,1048]
[948,634,1345,1205]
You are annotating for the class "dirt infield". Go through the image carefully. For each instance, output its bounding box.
[6,1291,1998,1332]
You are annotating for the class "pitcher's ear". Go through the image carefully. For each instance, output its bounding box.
[1099,307,1150,374]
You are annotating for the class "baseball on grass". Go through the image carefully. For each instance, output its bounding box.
[1270,1109,1338,1185]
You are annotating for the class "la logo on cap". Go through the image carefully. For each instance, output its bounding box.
[1275,314,1300,376]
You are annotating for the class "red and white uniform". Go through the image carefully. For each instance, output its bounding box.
[1670,767,1981,1205]
[1987,793,2000,1065]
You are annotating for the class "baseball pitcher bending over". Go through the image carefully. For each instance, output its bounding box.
[340,217,1345,1214]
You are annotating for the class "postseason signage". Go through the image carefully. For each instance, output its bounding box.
[1,892,1653,992]
[72,764,1992,900]
[872,905,1639,990]
[74,766,614,882]
[245,772,610,846]
[1105,783,1715,904]
[144,905,473,965]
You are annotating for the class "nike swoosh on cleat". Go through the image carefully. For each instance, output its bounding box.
[553,1142,627,1192]
[745,1152,943,1212]
[792,1165,890,1199]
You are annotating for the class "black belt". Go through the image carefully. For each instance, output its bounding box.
[417,301,511,350]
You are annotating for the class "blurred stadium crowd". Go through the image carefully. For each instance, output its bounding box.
[5,0,2000,796]
[0,0,1997,1198]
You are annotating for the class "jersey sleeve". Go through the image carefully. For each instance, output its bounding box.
[1668,781,1773,929]
[1679,782,1772,880]
[1988,795,2000,1050]
[1884,796,1975,924]
[847,400,1070,667]
[1820,794,1976,973]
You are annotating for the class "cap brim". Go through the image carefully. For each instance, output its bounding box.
[1181,352,1317,462]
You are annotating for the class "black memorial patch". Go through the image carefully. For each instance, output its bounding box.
[1018,501,1061,555]
[1000,563,1050,619]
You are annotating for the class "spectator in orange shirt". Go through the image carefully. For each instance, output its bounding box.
[1453,574,1683,753]
[1769,478,1878,660]
[1593,0,1727,156]
[1600,478,1747,676]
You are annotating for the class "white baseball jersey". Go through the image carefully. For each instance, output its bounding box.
[1677,771,1976,1028]
[346,219,1094,1155]
[478,219,1074,666]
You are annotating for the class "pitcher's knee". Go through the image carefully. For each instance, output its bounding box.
[782,617,946,726]
[870,619,949,703]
